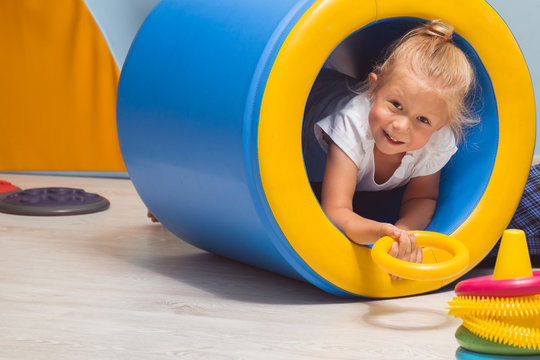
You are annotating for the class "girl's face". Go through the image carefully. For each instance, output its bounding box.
[368,71,450,156]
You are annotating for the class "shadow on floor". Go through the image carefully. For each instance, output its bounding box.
[99,224,531,306]
[99,225,357,305]
[362,302,455,331]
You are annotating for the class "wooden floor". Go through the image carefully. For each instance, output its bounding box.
[0,174,535,360]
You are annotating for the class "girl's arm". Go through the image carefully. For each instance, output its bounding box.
[395,171,440,231]
[321,142,422,273]
[321,142,402,245]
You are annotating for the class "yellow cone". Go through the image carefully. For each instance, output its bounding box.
[492,229,533,280]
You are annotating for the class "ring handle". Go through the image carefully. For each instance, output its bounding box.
[371,231,470,281]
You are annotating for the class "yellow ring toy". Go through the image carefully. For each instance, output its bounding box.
[371,232,470,281]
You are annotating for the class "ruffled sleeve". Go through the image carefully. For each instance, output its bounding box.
[411,126,458,178]
[314,95,372,168]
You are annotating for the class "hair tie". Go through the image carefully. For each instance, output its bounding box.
[443,36,448,42]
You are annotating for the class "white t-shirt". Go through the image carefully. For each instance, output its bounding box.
[315,93,458,191]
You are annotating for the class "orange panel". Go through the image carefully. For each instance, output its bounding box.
[0,0,125,171]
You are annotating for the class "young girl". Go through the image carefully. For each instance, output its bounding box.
[308,20,477,269]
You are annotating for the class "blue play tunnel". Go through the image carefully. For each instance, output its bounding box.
[116,0,535,298]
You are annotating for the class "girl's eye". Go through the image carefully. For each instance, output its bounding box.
[417,116,430,125]
[391,101,402,110]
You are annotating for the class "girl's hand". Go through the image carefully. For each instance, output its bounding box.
[380,224,423,280]
[379,223,403,240]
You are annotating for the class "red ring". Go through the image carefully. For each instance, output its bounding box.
[0,181,18,194]
[455,271,540,297]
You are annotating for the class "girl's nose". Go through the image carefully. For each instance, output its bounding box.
[391,116,410,132]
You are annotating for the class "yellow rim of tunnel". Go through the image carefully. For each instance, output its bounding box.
[258,0,535,297]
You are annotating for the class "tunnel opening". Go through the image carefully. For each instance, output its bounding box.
[301,18,498,234]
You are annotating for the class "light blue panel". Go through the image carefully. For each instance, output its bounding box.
[83,0,161,67]
[486,0,539,155]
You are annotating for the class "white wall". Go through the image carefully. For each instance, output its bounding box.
[486,0,539,155]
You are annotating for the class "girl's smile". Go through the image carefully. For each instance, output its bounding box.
[383,130,404,145]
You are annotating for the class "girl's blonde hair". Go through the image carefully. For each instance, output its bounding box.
[369,20,478,143]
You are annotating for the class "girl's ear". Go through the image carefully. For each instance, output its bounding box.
[368,72,378,98]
